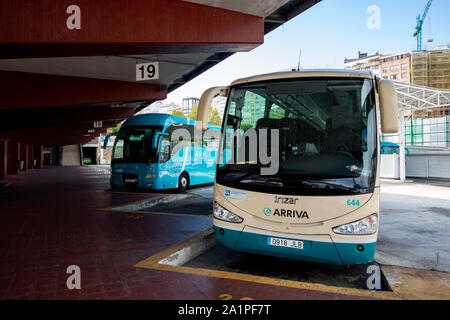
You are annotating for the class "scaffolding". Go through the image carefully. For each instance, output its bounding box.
[411,52,428,87]
[428,50,450,89]
[411,49,450,91]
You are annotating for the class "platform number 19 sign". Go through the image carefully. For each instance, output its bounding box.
[136,62,159,81]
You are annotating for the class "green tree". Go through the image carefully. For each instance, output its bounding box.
[240,123,253,131]
[187,104,199,120]
[170,109,186,118]
[111,123,122,133]
[208,107,222,126]
[188,104,222,126]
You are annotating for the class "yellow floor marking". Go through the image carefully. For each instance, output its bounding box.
[135,228,405,300]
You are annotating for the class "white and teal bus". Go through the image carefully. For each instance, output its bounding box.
[109,113,220,192]
[197,70,398,265]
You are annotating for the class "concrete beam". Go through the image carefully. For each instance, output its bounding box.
[0,107,132,133]
[23,129,107,147]
[0,71,165,110]
[0,0,263,59]
[2,125,115,142]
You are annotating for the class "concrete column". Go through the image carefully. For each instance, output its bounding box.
[34,145,44,169]
[0,140,7,182]
[19,143,28,171]
[7,140,20,175]
[27,145,34,170]
[399,113,406,182]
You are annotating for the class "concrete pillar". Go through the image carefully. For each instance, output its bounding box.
[19,143,28,171]
[0,140,7,182]
[27,145,34,170]
[7,140,19,175]
[399,114,406,182]
[34,145,44,169]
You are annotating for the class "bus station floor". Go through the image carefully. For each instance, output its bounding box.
[0,165,448,300]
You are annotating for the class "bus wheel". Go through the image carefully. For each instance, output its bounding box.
[178,172,189,193]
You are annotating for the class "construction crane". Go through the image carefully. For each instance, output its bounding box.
[413,0,433,51]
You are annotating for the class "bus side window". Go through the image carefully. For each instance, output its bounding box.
[159,136,170,163]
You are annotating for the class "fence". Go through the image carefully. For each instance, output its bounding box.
[382,115,450,148]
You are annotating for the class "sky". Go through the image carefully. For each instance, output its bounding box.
[165,0,450,106]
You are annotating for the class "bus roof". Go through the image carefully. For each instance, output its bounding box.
[122,113,220,130]
[230,69,374,86]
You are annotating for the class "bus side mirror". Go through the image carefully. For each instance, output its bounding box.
[196,86,228,131]
[377,79,399,133]
[152,132,167,148]
[103,133,116,149]
[152,134,159,149]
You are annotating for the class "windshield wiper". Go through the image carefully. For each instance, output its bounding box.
[240,176,284,187]
[300,180,361,193]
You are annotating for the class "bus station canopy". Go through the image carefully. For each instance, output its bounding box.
[0,0,321,146]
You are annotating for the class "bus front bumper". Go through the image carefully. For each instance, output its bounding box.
[213,226,376,266]
[110,173,158,189]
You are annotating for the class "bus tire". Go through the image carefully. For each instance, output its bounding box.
[178,172,189,193]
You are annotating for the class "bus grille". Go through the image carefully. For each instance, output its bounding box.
[122,174,138,188]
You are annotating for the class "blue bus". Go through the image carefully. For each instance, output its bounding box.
[109,113,220,192]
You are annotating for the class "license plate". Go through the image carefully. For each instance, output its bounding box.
[268,237,303,250]
[124,179,137,183]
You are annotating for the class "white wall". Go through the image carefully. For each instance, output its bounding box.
[380,154,400,179]
[406,154,450,179]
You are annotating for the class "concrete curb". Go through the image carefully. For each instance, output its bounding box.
[135,228,404,300]
[110,193,195,212]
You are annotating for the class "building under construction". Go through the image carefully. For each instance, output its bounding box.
[411,46,450,89]
[409,46,450,117]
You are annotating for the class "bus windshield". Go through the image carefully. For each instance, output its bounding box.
[217,77,377,196]
[112,125,164,164]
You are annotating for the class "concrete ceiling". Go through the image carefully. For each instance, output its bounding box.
[0,0,321,146]
[184,0,292,17]
[0,53,212,86]
[0,0,321,95]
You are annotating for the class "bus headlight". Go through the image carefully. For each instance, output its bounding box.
[332,214,378,235]
[213,203,243,223]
